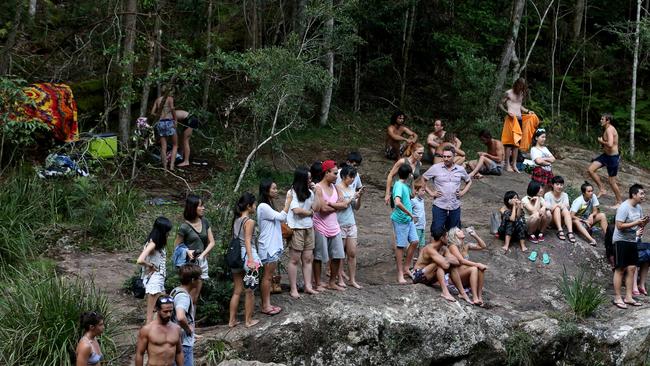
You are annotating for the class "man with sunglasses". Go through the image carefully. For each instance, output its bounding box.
[422,145,472,236]
[135,296,184,366]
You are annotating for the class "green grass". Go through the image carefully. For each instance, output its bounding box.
[505,330,534,366]
[557,266,607,318]
[0,268,115,365]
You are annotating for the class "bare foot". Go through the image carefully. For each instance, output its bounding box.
[501,245,509,253]
[397,278,408,284]
[316,285,327,292]
[474,299,485,307]
[441,293,457,302]
[512,165,520,173]
[177,162,190,167]
[289,291,301,299]
[403,270,413,279]
[341,272,350,281]
[245,319,260,328]
[461,295,473,304]
[337,281,347,288]
[349,281,363,289]
[520,245,528,252]
[228,320,240,328]
[327,282,346,291]
[304,287,319,295]
[611,203,621,210]
[597,190,608,198]
[505,165,514,172]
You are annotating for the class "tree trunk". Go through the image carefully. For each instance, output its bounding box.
[489,0,526,110]
[630,0,642,157]
[400,0,416,107]
[353,41,361,113]
[551,1,559,120]
[295,0,307,37]
[118,0,138,145]
[139,1,163,117]
[513,0,555,80]
[28,0,37,18]
[202,0,214,110]
[572,0,585,41]
[0,2,24,75]
[319,0,334,127]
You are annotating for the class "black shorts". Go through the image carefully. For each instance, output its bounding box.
[592,153,620,177]
[186,115,200,129]
[614,241,638,268]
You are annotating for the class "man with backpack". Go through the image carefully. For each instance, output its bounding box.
[171,263,202,366]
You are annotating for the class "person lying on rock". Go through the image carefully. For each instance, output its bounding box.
[446,227,488,306]
[412,229,456,302]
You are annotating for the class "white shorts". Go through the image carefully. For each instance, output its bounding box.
[340,224,358,239]
[144,272,165,295]
[197,257,209,280]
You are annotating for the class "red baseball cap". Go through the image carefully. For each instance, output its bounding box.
[321,160,336,173]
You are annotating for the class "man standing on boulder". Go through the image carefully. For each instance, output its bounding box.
[135,296,184,366]
[587,113,622,207]
[422,145,472,235]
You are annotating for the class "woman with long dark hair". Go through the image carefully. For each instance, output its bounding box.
[229,192,261,328]
[137,216,173,323]
[499,78,539,172]
[174,194,216,305]
[257,179,292,315]
[287,167,318,298]
[75,311,105,365]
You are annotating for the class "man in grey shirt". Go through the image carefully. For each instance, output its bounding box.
[612,184,648,309]
[422,145,472,235]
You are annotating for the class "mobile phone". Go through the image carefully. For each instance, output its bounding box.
[356,186,365,192]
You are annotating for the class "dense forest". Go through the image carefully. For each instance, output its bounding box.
[1,0,650,157]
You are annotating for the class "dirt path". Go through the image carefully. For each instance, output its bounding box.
[55,142,650,364]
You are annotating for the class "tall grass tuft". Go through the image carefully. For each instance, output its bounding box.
[0,268,115,365]
[557,266,606,318]
[505,330,534,366]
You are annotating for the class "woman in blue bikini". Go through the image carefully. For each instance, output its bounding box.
[75,311,105,365]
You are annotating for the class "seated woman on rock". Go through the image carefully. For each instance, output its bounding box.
[499,190,528,253]
[385,110,418,161]
[543,175,576,243]
[522,180,551,244]
[530,129,555,190]
[446,226,488,306]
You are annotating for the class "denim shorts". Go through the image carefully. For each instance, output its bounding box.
[261,249,283,264]
[392,220,419,248]
[156,119,176,137]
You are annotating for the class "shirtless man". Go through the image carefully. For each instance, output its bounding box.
[135,296,184,366]
[467,130,505,178]
[151,88,178,171]
[587,113,622,207]
[427,119,461,163]
[386,111,418,161]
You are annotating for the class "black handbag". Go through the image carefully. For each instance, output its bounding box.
[133,277,146,299]
[226,217,248,269]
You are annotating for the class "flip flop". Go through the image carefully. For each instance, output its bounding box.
[542,253,551,265]
[261,306,282,315]
[641,288,648,296]
[613,300,628,309]
[624,300,643,307]
[528,250,538,262]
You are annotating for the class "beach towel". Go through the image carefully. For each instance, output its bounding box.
[19,83,79,142]
[501,114,539,151]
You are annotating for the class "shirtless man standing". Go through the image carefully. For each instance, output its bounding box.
[135,296,184,366]
[587,113,622,207]
[467,130,505,178]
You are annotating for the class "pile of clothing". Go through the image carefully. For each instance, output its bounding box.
[37,153,88,179]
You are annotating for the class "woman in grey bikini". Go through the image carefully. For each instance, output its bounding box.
[75,311,105,365]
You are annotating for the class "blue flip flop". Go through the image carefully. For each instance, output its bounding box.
[528,251,538,262]
[542,253,551,265]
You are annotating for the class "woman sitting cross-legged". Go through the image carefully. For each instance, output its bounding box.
[446,227,488,306]
[543,175,576,243]
[499,190,528,253]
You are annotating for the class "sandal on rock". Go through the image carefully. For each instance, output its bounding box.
[542,253,551,265]
[641,287,648,296]
[528,251,538,262]
[261,306,282,316]
[613,300,628,309]
[567,232,577,244]
[556,230,566,241]
[624,300,643,307]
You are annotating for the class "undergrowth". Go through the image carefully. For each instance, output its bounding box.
[505,330,534,366]
[557,266,606,318]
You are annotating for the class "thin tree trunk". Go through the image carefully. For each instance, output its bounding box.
[490,0,526,110]
[400,0,416,107]
[202,0,214,110]
[295,0,307,37]
[631,0,642,157]
[28,0,37,18]
[0,2,24,75]
[513,0,554,80]
[551,1,559,120]
[353,41,361,113]
[319,0,334,127]
[156,13,162,98]
[572,0,585,41]
[140,1,163,117]
[118,0,138,145]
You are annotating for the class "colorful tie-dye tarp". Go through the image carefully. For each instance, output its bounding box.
[19,83,79,142]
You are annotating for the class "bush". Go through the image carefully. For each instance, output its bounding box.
[557,267,606,318]
[505,330,534,366]
[0,268,115,365]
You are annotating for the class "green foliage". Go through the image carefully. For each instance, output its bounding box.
[505,330,534,366]
[205,340,228,365]
[557,266,607,319]
[447,53,496,121]
[0,268,115,366]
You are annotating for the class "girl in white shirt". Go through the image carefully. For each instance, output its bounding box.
[543,175,576,243]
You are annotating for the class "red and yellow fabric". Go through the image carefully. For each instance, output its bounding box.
[18,83,79,142]
[500,113,539,152]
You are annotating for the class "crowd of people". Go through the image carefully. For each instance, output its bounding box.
[76,78,647,365]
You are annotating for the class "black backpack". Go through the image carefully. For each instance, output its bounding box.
[225,218,248,269]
